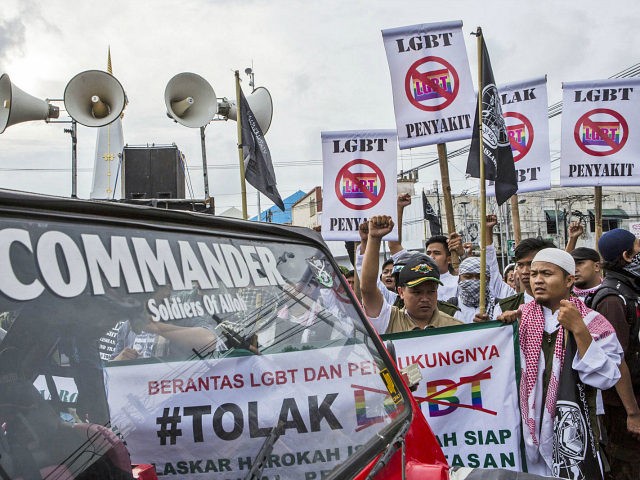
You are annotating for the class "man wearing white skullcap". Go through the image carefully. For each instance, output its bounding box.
[498,248,623,477]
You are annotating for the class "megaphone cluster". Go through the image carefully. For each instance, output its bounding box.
[165,72,273,134]
[1,69,273,134]
[0,70,126,133]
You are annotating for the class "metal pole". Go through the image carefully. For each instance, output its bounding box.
[66,120,78,198]
[434,180,443,229]
[200,126,209,199]
[595,186,603,243]
[257,191,262,221]
[235,70,248,219]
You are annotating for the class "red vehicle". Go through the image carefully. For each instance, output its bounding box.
[0,190,548,480]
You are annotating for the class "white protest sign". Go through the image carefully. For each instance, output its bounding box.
[561,77,640,187]
[383,322,523,471]
[382,20,475,149]
[487,76,551,197]
[321,130,398,242]
[629,222,640,238]
[106,344,403,479]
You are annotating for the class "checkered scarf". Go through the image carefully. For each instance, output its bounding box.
[457,257,495,318]
[518,296,615,467]
[572,282,601,300]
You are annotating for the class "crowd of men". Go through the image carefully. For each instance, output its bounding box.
[345,194,640,480]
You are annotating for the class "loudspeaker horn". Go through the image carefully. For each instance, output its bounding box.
[219,86,273,134]
[165,72,218,128]
[64,70,126,127]
[0,73,60,134]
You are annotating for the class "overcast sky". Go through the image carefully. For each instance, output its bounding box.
[1,0,638,215]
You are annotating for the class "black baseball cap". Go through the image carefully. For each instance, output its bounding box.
[570,247,601,263]
[397,255,442,287]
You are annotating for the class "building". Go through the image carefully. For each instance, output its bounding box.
[251,190,306,224]
[291,186,322,229]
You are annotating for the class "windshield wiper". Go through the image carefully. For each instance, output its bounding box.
[244,420,285,480]
[366,417,411,480]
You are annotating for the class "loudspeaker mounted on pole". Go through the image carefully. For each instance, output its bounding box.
[164,72,219,200]
[63,70,126,127]
[164,72,218,128]
[218,86,273,134]
[0,73,60,134]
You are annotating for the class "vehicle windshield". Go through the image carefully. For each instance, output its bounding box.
[0,214,407,479]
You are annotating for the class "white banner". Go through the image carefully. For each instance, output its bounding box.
[383,322,523,471]
[106,344,402,479]
[561,77,640,186]
[321,130,398,242]
[382,20,475,149]
[487,77,551,196]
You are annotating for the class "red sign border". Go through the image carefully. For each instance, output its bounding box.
[504,111,534,162]
[404,56,460,112]
[573,108,628,157]
[334,159,386,211]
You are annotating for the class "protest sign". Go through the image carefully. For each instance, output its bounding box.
[561,77,640,186]
[383,322,523,471]
[382,20,475,149]
[321,130,398,241]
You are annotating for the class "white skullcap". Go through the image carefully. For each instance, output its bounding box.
[532,248,575,276]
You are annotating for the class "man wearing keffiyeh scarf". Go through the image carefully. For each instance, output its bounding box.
[451,256,495,323]
[498,248,623,477]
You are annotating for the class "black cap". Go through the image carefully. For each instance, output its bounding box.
[570,247,601,263]
[397,255,442,287]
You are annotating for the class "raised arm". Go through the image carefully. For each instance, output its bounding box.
[388,193,411,255]
[360,215,394,318]
[565,221,584,253]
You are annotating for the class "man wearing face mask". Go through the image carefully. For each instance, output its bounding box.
[447,256,496,324]
[590,229,640,479]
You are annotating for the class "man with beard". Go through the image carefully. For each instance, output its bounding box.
[570,247,603,301]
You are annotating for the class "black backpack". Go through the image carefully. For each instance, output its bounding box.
[585,279,640,387]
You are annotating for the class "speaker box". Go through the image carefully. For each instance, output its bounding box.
[122,145,185,199]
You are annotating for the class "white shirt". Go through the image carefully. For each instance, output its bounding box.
[438,271,458,301]
[524,305,622,476]
[486,244,518,299]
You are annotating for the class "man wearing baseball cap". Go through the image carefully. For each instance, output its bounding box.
[361,215,461,334]
[570,247,602,301]
[593,228,640,479]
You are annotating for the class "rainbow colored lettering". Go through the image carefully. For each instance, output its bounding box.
[341,173,379,199]
[507,123,527,149]
[581,121,621,146]
[411,68,453,101]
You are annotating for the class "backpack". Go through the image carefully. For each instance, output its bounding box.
[585,280,640,387]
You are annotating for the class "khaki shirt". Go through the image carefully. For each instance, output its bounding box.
[386,306,461,334]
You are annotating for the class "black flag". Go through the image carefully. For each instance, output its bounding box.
[466,32,518,206]
[422,191,442,235]
[239,88,285,211]
[552,331,601,479]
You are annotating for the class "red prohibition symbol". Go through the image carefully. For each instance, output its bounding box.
[504,112,534,162]
[573,108,628,157]
[404,56,460,112]
[335,159,386,210]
